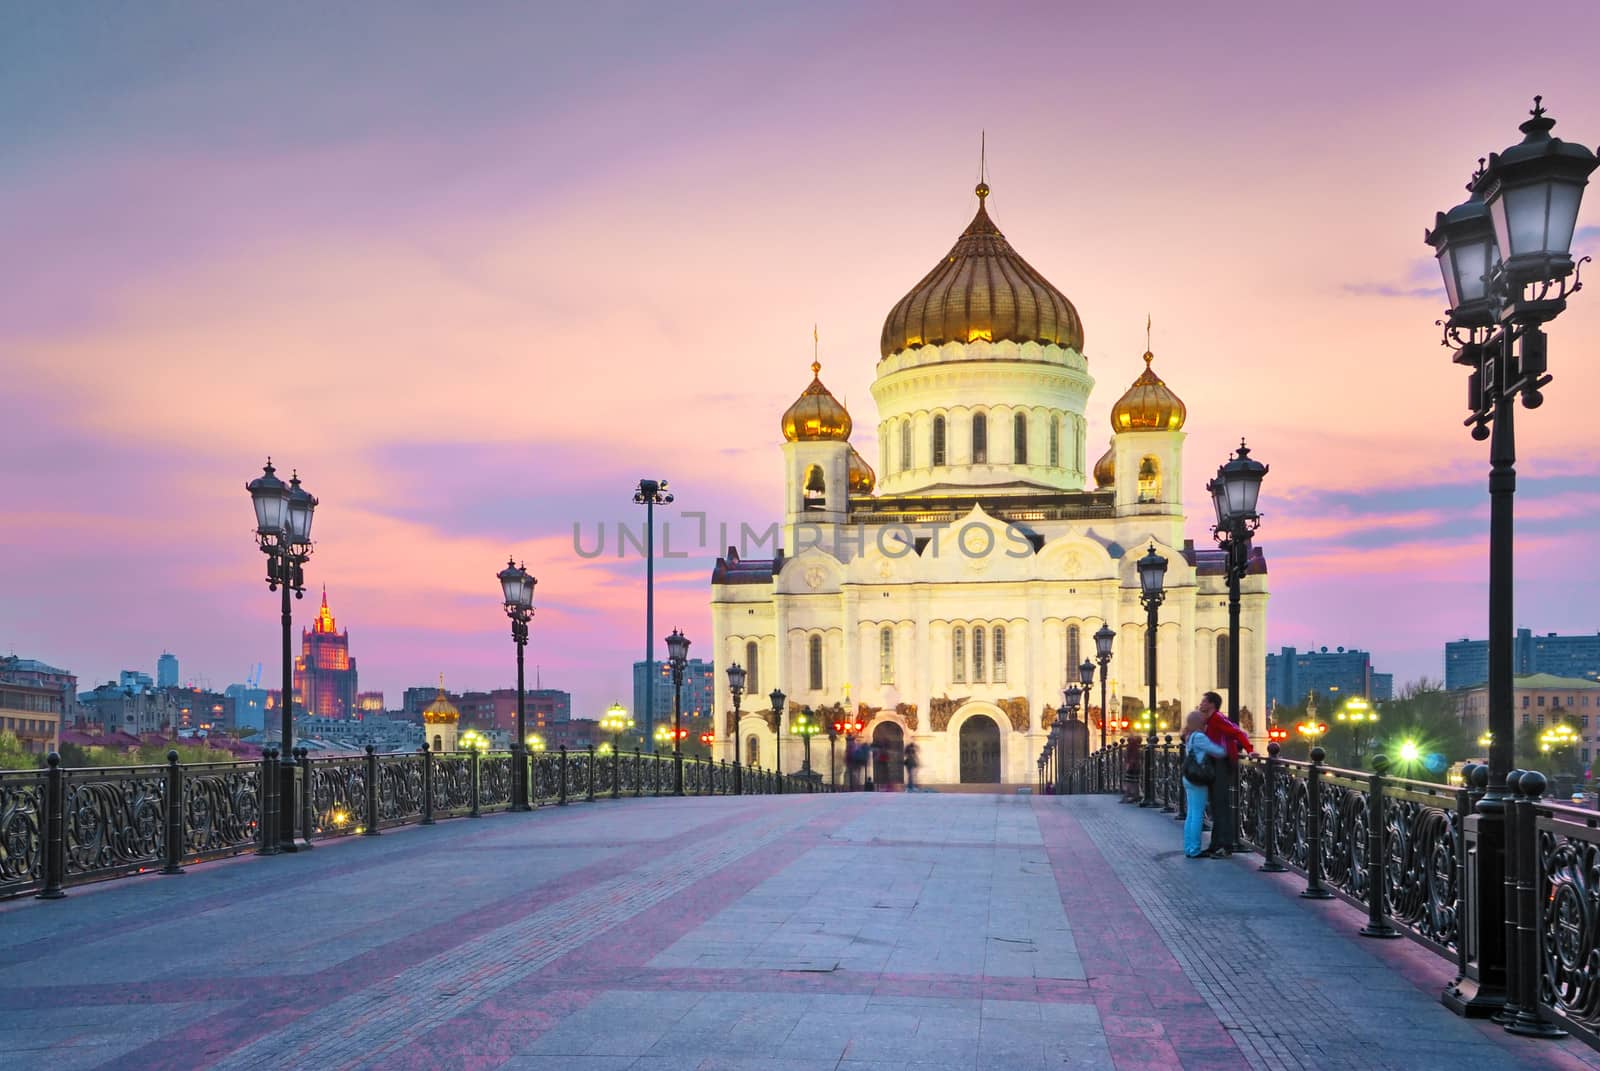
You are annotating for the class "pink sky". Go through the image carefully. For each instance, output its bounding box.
[2,3,1598,719]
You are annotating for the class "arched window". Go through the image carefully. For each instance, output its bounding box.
[1066,624,1080,670]
[1049,416,1060,467]
[746,734,760,766]
[808,634,824,691]
[952,627,966,683]
[973,626,986,682]
[1013,412,1029,464]
[932,415,947,466]
[972,412,988,463]
[1138,456,1161,501]
[433,734,443,752]
[745,640,760,694]
[994,626,1007,683]
[1216,633,1230,690]
[879,627,895,685]
[900,420,912,471]
[804,464,826,510]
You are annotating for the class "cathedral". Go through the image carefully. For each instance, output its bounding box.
[710,181,1268,785]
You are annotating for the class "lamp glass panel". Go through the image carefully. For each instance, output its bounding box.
[1437,247,1461,309]
[1094,626,1114,659]
[500,570,521,605]
[1547,182,1582,256]
[254,489,287,535]
[1488,194,1513,262]
[520,574,536,608]
[1209,481,1228,528]
[1505,184,1548,258]
[287,495,314,543]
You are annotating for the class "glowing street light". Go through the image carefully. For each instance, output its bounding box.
[601,702,633,756]
[459,729,490,753]
[526,733,546,753]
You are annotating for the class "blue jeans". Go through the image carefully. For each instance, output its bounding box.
[1184,780,1210,856]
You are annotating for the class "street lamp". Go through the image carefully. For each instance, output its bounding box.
[1208,440,1267,728]
[601,702,632,758]
[1336,696,1380,764]
[665,627,690,795]
[1427,98,1596,1023]
[1093,624,1115,752]
[497,557,537,811]
[725,662,746,794]
[526,733,546,753]
[246,458,318,854]
[768,687,786,786]
[1062,683,1082,795]
[459,729,489,752]
[1136,543,1167,807]
[794,706,820,779]
[633,478,674,752]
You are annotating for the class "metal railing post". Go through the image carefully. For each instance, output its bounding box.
[1259,743,1287,872]
[299,749,316,846]
[1360,755,1400,938]
[1301,746,1333,900]
[587,744,597,802]
[1161,736,1176,813]
[558,745,569,805]
[257,748,280,856]
[470,747,482,817]
[161,750,185,875]
[421,744,435,825]
[364,746,382,836]
[37,753,66,899]
[1505,770,1565,1038]
[634,747,643,797]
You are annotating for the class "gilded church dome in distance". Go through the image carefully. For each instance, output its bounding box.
[847,445,876,494]
[1110,351,1186,433]
[781,361,852,442]
[1092,442,1115,488]
[880,183,1085,359]
[422,681,459,725]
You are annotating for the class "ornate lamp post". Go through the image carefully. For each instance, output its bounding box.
[1062,683,1082,794]
[1336,696,1380,765]
[794,706,820,779]
[497,558,536,811]
[1207,441,1267,727]
[1426,97,1595,1021]
[665,628,690,796]
[1075,659,1095,768]
[633,478,674,750]
[1136,544,1167,807]
[1093,624,1115,752]
[726,662,746,794]
[768,688,786,787]
[246,459,317,853]
[601,702,633,757]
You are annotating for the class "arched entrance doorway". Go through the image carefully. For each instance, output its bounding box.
[871,722,903,787]
[959,714,1001,783]
[745,734,760,767]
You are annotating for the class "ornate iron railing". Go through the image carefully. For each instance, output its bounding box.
[4,744,820,903]
[1535,794,1600,1045]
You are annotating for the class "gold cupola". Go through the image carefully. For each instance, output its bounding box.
[846,445,876,494]
[1111,351,1186,433]
[1092,442,1115,488]
[422,676,459,725]
[880,182,1085,358]
[781,361,852,442]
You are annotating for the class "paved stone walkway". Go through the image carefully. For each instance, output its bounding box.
[1,792,1596,1070]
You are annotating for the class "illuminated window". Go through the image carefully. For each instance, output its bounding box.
[973,626,986,682]
[900,421,912,471]
[808,634,823,691]
[746,734,760,766]
[1014,413,1028,464]
[972,412,987,463]
[1049,417,1060,467]
[879,627,894,685]
[933,415,946,466]
[994,626,1007,683]
[745,640,759,694]
[1138,456,1161,501]
[803,465,826,511]
[953,627,966,683]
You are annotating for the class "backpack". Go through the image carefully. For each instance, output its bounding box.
[1182,737,1216,786]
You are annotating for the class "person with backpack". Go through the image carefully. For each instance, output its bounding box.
[1182,708,1228,858]
[1199,690,1254,857]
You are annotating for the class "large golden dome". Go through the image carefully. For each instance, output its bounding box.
[847,445,876,494]
[422,683,459,725]
[781,361,852,442]
[1092,442,1115,488]
[880,183,1084,359]
[1111,351,1186,433]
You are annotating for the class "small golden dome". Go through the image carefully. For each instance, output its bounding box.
[880,183,1084,358]
[781,361,852,442]
[1111,351,1186,433]
[422,681,459,725]
[847,445,876,494]
[1093,442,1115,488]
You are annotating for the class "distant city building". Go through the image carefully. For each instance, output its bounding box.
[1265,646,1385,709]
[1371,673,1394,703]
[0,681,64,754]
[356,691,385,715]
[544,718,602,752]
[293,588,359,719]
[633,659,714,738]
[1446,629,1600,691]
[166,686,232,731]
[1457,673,1600,764]
[403,685,441,722]
[157,652,179,688]
[297,713,421,753]
[78,681,178,735]
[120,670,154,693]
[0,656,78,716]
[457,691,498,730]
[226,683,270,732]
[528,689,571,729]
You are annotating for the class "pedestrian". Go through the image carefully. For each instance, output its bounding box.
[871,742,887,790]
[904,741,919,790]
[846,738,867,791]
[1182,709,1227,858]
[1199,690,1253,857]
[1121,729,1143,803]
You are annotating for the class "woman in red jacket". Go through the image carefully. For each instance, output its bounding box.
[1200,690,1254,856]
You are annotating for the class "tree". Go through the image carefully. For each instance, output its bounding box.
[0,730,36,771]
